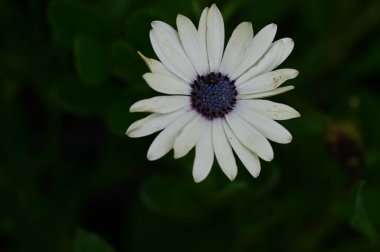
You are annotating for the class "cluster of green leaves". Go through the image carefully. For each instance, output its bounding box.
[1,0,380,251]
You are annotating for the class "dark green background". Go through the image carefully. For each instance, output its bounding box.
[1,0,380,251]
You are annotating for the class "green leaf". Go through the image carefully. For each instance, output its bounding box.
[51,77,123,116]
[75,228,115,252]
[350,181,378,240]
[48,2,105,43]
[141,174,204,219]
[128,201,233,252]
[108,40,143,84]
[74,36,107,86]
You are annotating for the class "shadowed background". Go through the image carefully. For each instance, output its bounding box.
[1,0,380,251]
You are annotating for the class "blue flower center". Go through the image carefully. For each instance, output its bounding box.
[191,72,237,120]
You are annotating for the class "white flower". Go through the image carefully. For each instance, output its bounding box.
[126,4,300,182]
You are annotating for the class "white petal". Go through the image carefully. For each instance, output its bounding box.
[198,7,209,70]
[198,7,209,34]
[237,69,298,94]
[130,96,189,114]
[237,99,300,120]
[219,22,253,75]
[236,108,292,144]
[213,118,237,181]
[173,115,205,159]
[143,72,190,95]
[225,113,273,161]
[149,28,197,83]
[229,24,277,80]
[126,109,186,138]
[237,85,294,99]
[206,4,225,72]
[138,51,172,76]
[147,110,197,161]
[193,121,213,183]
[177,15,209,76]
[236,38,294,84]
[222,120,261,178]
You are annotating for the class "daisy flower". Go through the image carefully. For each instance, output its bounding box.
[126,4,300,182]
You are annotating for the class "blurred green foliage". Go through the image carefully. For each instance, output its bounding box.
[75,228,115,252]
[1,0,380,251]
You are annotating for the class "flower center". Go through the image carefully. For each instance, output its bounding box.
[190,72,237,120]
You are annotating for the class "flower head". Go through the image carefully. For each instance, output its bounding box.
[126,4,300,182]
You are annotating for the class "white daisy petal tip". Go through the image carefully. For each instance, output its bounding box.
[192,167,209,183]
[142,72,149,81]
[125,125,137,138]
[129,105,137,113]
[146,152,157,161]
[266,23,278,35]
[173,137,190,159]
[283,37,294,45]
[129,100,148,113]
[282,134,293,144]
[176,15,185,27]
[290,69,299,78]
[265,153,274,162]
[210,3,219,10]
[279,68,299,80]
[193,174,205,183]
[227,172,237,181]
[146,143,164,161]
[263,22,278,37]
[173,150,182,159]
[285,107,301,119]
[252,170,260,178]
[150,20,162,29]
[248,166,261,178]
[284,39,295,54]
[176,13,185,21]
[125,119,143,137]
[192,166,210,183]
